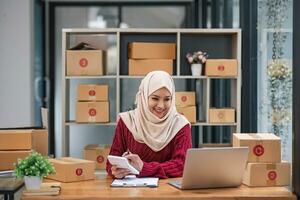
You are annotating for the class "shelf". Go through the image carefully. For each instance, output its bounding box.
[65,121,117,126]
[207,76,238,79]
[65,75,117,79]
[119,75,208,79]
[191,122,237,126]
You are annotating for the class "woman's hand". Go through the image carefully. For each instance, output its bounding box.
[111,165,131,179]
[124,152,144,171]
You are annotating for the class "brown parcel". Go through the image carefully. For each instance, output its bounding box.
[128,59,173,76]
[77,84,108,102]
[31,129,48,156]
[243,162,290,187]
[0,130,31,150]
[233,133,281,163]
[176,106,196,123]
[209,108,235,123]
[128,42,176,59]
[46,157,95,182]
[76,101,109,123]
[66,50,106,76]
[175,92,196,107]
[0,150,31,170]
[0,129,47,155]
[205,59,238,77]
[83,144,111,170]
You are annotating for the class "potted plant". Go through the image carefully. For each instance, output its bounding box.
[186,51,208,76]
[14,151,55,190]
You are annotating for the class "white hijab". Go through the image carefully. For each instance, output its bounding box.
[119,71,190,152]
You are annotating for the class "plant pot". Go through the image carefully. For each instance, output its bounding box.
[24,176,42,190]
[191,63,202,76]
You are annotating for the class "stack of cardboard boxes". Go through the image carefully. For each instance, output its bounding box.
[76,84,109,123]
[0,129,48,170]
[233,133,290,186]
[83,144,111,170]
[205,59,237,124]
[175,92,196,123]
[128,42,176,76]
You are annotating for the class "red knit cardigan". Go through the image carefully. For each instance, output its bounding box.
[106,118,192,179]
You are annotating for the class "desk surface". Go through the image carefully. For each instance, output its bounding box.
[22,175,296,200]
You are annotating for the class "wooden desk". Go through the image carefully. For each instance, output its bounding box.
[22,175,296,200]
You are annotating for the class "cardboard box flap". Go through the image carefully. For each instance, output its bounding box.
[234,133,281,140]
[60,157,94,164]
[50,157,93,165]
[84,144,111,150]
[0,129,33,134]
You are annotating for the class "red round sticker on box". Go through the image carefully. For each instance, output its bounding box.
[217,112,224,119]
[79,58,88,68]
[253,144,264,156]
[218,65,225,71]
[76,168,83,176]
[97,155,104,163]
[268,170,277,180]
[89,90,96,96]
[89,108,97,116]
[181,96,187,102]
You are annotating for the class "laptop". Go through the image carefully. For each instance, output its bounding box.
[169,147,249,189]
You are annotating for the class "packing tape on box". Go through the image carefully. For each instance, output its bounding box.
[88,116,96,122]
[88,95,96,101]
[266,164,278,186]
[250,134,264,162]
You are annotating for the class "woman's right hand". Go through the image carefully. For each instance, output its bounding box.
[111,165,131,179]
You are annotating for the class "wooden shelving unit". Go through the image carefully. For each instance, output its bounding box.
[61,28,241,156]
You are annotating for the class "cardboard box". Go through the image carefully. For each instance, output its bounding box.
[176,106,196,123]
[205,59,238,77]
[233,133,281,163]
[77,84,109,102]
[46,157,95,182]
[66,50,106,76]
[0,129,48,155]
[128,59,173,76]
[83,144,111,170]
[0,150,31,170]
[0,130,32,150]
[128,42,176,59]
[209,108,235,123]
[243,162,290,186]
[175,92,196,107]
[32,129,48,156]
[76,101,109,123]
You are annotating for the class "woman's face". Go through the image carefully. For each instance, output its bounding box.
[148,87,172,118]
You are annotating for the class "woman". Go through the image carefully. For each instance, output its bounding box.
[106,71,192,179]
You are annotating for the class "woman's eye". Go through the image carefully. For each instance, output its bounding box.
[164,98,171,102]
[152,97,159,101]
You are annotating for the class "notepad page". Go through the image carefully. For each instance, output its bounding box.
[111,177,159,187]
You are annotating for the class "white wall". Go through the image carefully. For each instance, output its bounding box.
[0,0,34,127]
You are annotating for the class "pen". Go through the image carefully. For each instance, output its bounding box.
[122,148,130,157]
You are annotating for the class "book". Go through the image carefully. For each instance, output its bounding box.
[23,182,61,196]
